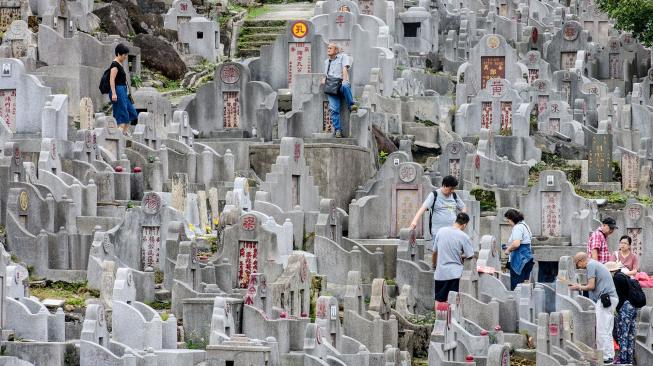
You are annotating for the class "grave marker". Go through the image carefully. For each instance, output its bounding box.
[541,192,562,237]
[587,133,612,182]
[288,42,312,87]
[621,150,639,192]
[222,91,240,128]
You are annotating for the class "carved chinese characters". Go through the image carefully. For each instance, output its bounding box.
[238,241,258,288]
[288,43,312,87]
[223,91,240,128]
[0,89,17,132]
[541,192,561,237]
[621,152,639,192]
[394,189,419,237]
[141,226,161,269]
[481,56,505,90]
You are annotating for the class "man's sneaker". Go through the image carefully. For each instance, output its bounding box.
[603,358,613,365]
[335,130,343,138]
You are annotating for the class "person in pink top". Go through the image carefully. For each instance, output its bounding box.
[612,235,639,276]
[587,217,617,263]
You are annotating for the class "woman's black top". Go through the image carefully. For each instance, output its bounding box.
[111,61,127,86]
[613,271,630,311]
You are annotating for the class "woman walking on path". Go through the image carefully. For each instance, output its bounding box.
[503,209,534,290]
[109,44,138,136]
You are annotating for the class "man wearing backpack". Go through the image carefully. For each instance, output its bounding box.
[409,175,466,243]
[612,262,645,364]
[569,253,618,365]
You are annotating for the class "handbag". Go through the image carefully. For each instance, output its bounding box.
[600,293,612,308]
[324,59,342,96]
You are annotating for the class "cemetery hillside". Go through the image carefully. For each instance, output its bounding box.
[0,0,653,365]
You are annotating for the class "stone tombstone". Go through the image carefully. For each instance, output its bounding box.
[538,99,569,135]
[0,59,51,134]
[621,202,648,261]
[392,162,423,238]
[586,131,612,183]
[552,69,583,111]
[248,20,326,92]
[243,272,271,314]
[457,78,531,138]
[171,173,188,213]
[314,296,341,348]
[368,278,390,319]
[315,198,343,243]
[529,79,552,119]
[456,33,527,106]
[218,63,243,129]
[3,20,33,59]
[271,253,311,317]
[288,20,313,88]
[0,0,26,33]
[543,21,590,72]
[259,137,321,213]
[163,0,198,31]
[580,2,611,44]
[38,138,62,174]
[620,148,639,192]
[79,97,94,130]
[521,51,551,84]
[220,211,284,290]
[438,141,468,182]
[141,192,163,270]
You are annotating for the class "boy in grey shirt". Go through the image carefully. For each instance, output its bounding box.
[409,175,466,238]
[431,213,475,302]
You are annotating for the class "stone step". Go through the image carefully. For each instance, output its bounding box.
[237,48,262,58]
[242,19,287,27]
[238,33,281,42]
[238,26,286,36]
[238,40,277,49]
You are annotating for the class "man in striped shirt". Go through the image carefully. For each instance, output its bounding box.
[586,217,618,263]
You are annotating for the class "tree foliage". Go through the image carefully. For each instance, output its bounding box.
[596,0,653,46]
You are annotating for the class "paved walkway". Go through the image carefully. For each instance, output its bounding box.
[255,2,315,21]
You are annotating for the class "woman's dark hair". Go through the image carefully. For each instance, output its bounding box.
[504,209,524,224]
[115,43,130,56]
[619,235,632,246]
[442,175,459,188]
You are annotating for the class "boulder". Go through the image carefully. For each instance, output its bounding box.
[93,2,134,38]
[133,34,187,80]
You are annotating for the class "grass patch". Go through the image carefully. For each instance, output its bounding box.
[406,310,437,326]
[470,188,497,212]
[414,116,436,127]
[30,281,100,308]
[529,151,581,186]
[145,300,172,310]
[246,5,271,19]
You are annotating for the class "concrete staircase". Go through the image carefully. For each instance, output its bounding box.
[236,19,287,58]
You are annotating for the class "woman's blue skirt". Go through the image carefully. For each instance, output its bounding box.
[109,85,138,125]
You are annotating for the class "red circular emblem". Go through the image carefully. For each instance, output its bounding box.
[220,64,240,84]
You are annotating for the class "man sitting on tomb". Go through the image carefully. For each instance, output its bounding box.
[321,42,356,138]
[586,217,618,264]
[430,213,475,303]
[568,252,618,365]
[409,175,466,239]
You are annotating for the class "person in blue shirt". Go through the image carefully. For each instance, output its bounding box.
[321,43,355,138]
[503,209,534,290]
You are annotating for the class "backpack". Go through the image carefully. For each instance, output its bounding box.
[428,190,458,235]
[627,276,646,308]
[99,67,111,94]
